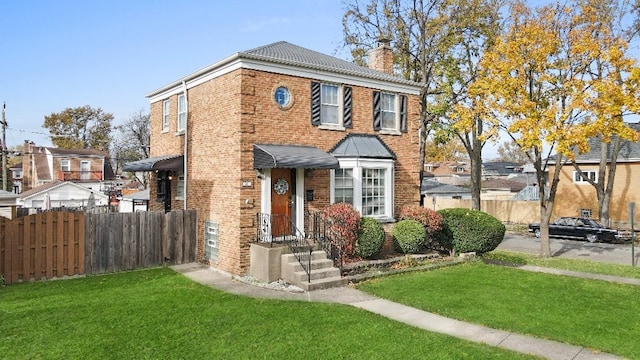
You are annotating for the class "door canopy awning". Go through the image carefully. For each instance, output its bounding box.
[330,133,396,159]
[253,144,339,169]
[123,155,184,172]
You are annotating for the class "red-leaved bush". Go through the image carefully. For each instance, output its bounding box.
[322,203,361,259]
[399,205,443,235]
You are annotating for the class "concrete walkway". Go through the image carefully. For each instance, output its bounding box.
[171,262,623,360]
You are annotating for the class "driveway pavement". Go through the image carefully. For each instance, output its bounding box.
[499,232,640,266]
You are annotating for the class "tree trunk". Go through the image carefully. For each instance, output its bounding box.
[469,146,482,211]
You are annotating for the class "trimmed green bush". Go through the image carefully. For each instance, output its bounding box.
[356,217,385,259]
[434,208,505,255]
[392,219,426,254]
[399,205,444,250]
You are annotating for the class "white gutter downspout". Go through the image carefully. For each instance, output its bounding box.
[182,80,188,210]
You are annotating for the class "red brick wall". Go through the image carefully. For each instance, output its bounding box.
[149,67,421,275]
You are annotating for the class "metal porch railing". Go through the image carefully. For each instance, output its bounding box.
[256,213,313,283]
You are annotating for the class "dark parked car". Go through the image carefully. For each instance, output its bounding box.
[528,217,622,243]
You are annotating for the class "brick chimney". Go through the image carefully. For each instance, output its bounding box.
[368,38,394,74]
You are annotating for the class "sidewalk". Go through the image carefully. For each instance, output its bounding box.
[171,262,623,360]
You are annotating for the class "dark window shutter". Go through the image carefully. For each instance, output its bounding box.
[311,82,321,126]
[343,86,352,128]
[400,95,408,132]
[372,91,381,131]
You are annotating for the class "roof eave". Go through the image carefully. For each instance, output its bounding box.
[147,52,422,103]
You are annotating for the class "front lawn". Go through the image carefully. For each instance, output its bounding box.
[0,268,535,360]
[357,261,640,358]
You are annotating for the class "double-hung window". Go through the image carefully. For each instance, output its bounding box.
[310,81,352,129]
[333,169,354,204]
[60,159,70,172]
[573,170,597,184]
[162,99,170,131]
[321,84,339,125]
[380,93,397,130]
[177,94,186,132]
[331,159,394,220]
[373,91,407,134]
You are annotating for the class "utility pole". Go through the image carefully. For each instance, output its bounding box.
[1,102,6,191]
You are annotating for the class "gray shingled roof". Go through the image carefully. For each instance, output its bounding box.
[148,41,422,97]
[239,41,418,87]
[48,147,109,157]
[330,134,396,159]
[421,179,471,195]
[573,123,640,162]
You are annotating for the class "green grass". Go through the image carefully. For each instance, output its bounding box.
[357,261,640,358]
[486,250,640,279]
[0,268,536,360]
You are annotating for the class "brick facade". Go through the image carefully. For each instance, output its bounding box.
[147,44,422,276]
[552,163,640,227]
[21,141,110,191]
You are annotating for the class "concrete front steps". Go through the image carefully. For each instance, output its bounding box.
[281,250,346,291]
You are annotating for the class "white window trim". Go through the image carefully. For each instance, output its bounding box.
[318,83,345,131]
[176,175,185,199]
[330,158,395,221]
[60,159,70,172]
[162,99,170,132]
[177,94,186,133]
[573,170,597,184]
[379,92,402,135]
[80,161,91,180]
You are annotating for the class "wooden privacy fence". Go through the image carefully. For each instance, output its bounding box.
[1,210,197,284]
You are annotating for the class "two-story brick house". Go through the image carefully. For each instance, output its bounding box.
[125,41,422,276]
[21,140,115,193]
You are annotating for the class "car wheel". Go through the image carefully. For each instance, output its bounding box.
[534,229,541,238]
[586,234,598,243]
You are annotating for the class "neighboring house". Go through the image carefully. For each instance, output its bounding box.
[424,161,471,186]
[421,179,471,202]
[482,161,523,178]
[125,41,422,276]
[481,178,527,200]
[551,123,640,225]
[21,141,116,193]
[18,181,109,209]
[9,163,22,194]
[0,190,19,218]
[118,189,149,213]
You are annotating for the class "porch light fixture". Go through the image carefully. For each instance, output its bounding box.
[255,169,265,179]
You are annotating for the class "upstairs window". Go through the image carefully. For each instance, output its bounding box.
[380,93,397,130]
[177,94,186,132]
[310,82,352,129]
[373,91,407,134]
[61,159,70,172]
[162,99,170,131]
[321,84,339,125]
[80,161,90,180]
[573,170,597,184]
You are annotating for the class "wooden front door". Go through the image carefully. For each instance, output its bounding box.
[271,168,292,237]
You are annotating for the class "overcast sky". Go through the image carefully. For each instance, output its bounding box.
[0,0,348,149]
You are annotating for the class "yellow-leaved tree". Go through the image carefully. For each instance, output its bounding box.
[566,0,640,226]
[471,0,639,256]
